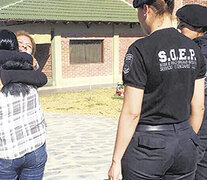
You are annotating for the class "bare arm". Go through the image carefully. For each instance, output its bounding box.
[189,78,205,133]
[108,85,144,179]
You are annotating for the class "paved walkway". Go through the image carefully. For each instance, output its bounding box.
[43,113,118,180]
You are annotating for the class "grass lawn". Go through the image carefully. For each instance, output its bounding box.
[39,88,123,119]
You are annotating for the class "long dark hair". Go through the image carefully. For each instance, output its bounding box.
[1,61,33,96]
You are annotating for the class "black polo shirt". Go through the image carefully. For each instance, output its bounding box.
[123,28,206,125]
[194,34,207,135]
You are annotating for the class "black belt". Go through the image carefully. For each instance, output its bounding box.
[136,121,190,132]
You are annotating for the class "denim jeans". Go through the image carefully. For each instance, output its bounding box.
[0,143,47,180]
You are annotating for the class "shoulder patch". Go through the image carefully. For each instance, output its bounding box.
[123,54,133,74]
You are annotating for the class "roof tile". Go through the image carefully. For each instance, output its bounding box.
[0,0,138,23]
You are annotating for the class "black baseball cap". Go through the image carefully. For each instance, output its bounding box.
[176,4,207,27]
[133,0,156,8]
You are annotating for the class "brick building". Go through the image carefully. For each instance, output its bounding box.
[0,0,142,90]
[0,0,206,90]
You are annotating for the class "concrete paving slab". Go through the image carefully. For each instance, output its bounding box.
[43,113,118,180]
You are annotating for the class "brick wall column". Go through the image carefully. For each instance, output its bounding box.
[113,33,120,83]
[51,34,62,86]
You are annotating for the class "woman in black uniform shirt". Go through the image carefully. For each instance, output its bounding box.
[108,0,206,179]
[176,4,207,180]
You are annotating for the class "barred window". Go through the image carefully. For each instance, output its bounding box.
[70,40,103,64]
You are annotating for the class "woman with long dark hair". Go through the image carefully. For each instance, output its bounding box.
[0,29,47,180]
[108,0,205,179]
[0,29,47,87]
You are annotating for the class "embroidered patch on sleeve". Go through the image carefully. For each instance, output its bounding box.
[123,54,133,74]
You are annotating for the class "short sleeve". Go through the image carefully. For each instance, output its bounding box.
[122,45,147,89]
[196,50,206,79]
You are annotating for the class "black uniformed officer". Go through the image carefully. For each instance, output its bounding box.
[176,4,207,180]
[108,0,206,179]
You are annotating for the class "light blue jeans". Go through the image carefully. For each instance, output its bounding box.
[0,143,47,180]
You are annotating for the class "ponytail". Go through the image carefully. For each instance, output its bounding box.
[151,0,174,15]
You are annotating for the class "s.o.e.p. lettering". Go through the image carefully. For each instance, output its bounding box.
[158,49,197,71]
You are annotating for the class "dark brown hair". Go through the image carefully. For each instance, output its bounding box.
[1,61,33,96]
[150,0,174,15]
[0,29,19,51]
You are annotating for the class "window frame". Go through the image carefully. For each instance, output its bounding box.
[69,39,104,65]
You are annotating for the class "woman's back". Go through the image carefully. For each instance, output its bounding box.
[0,86,46,159]
[123,28,205,124]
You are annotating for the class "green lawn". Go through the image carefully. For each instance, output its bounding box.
[39,88,123,119]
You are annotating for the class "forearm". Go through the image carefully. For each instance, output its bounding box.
[111,85,143,163]
[0,50,33,65]
[1,69,48,88]
[189,106,204,133]
[112,112,140,163]
[189,78,205,133]
[108,86,144,179]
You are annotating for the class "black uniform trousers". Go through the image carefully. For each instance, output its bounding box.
[121,121,199,180]
[195,135,207,180]
[195,107,207,180]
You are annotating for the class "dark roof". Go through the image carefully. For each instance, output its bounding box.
[0,0,138,23]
